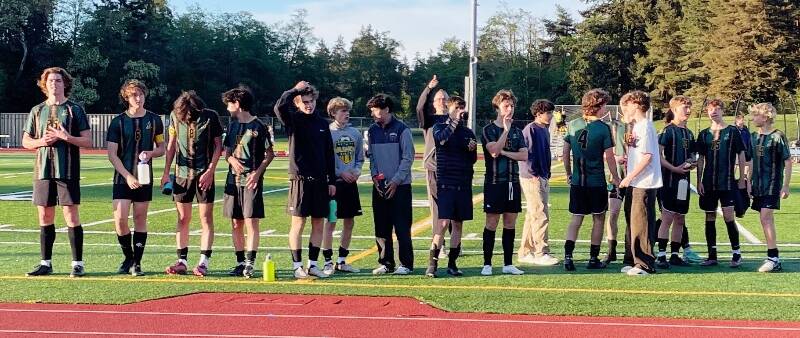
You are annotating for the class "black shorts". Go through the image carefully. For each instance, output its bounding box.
[658,185,690,215]
[223,184,264,219]
[483,181,522,214]
[287,179,330,218]
[333,181,362,219]
[698,188,736,212]
[112,184,153,202]
[609,186,627,200]
[33,179,80,207]
[569,185,608,215]
[751,194,780,211]
[438,185,473,221]
[173,176,216,204]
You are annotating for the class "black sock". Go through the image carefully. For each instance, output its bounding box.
[40,224,56,261]
[117,233,133,260]
[589,244,600,259]
[178,247,189,260]
[245,250,257,265]
[767,248,779,259]
[448,245,461,269]
[482,228,496,266]
[705,220,717,260]
[67,225,83,261]
[657,238,668,253]
[338,247,350,259]
[308,243,320,266]
[607,239,617,256]
[670,241,681,257]
[200,250,213,258]
[291,249,302,263]
[235,250,245,264]
[724,220,740,251]
[681,225,690,249]
[322,249,334,262]
[565,240,575,259]
[502,228,515,266]
[132,232,147,264]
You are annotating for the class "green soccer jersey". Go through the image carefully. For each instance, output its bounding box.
[223,118,273,187]
[23,100,91,180]
[697,125,745,191]
[564,118,614,187]
[750,130,790,197]
[481,122,525,184]
[106,111,165,185]
[607,119,627,179]
[658,124,696,188]
[168,109,223,179]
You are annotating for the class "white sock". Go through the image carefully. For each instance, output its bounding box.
[292,261,303,270]
[178,259,188,266]
[733,249,741,255]
[40,260,51,267]
[71,261,83,267]
[657,252,666,257]
[337,257,346,264]
[199,254,210,267]
[308,259,317,268]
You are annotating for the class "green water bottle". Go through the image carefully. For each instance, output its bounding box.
[263,254,276,282]
[328,199,338,223]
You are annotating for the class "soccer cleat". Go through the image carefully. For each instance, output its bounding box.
[26,264,52,277]
[586,258,607,269]
[372,264,390,275]
[335,263,360,273]
[481,265,493,276]
[294,266,309,279]
[699,259,718,267]
[683,249,703,263]
[130,264,144,277]
[655,256,670,269]
[165,261,188,275]
[620,265,633,273]
[307,265,328,278]
[192,264,208,277]
[228,264,245,277]
[668,255,691,267]
[602,253,617,266]
[322,262,335,276]
[758,259,782,273]
[70,265,85,278]
[563,258,576,271]
[502,265,525,275]
[532,254,560,266]
[425,265,438,278]
[118,259,134,274]
[626,266,649,276]
[730,254,743,268]
[393,266,412,275]
[446,267,463,277]
[242,264,254,279]
[518,254,537,265]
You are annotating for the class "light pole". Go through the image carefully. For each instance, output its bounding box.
[467,0,478,131]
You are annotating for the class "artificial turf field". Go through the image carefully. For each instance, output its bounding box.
[1,146,800,322]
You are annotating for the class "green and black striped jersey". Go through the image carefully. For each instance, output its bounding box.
[564,118,614,187]
[750,130,790,197]
[481,122,524,184]
[106,111,165,184]
[168,109,223,179]
[223,118,273,186]
[659,124,696,188]
[697,125,745,191]
[24,100,91,180]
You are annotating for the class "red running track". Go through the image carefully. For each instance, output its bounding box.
[0,293,798,337]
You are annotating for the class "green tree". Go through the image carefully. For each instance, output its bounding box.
[637,0,687,103]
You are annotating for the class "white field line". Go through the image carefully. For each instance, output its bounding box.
[689,184,761,244]
[0,166,109,177]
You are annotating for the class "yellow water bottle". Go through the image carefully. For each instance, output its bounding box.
[263,254,276,282]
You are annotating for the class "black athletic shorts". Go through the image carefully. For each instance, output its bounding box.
[609,186,627,200]
[483,181,522,214]
[438,185,473,221]
[569,185,608,215]
[33,179,80,207]
[658,185,690,215]
[113,184,153,202]
[751,194,780,211]
[333,181,362,219]
[173,176,215,204]
[287,179,330,218]
[223,184,264,219]
[698,188,736,212]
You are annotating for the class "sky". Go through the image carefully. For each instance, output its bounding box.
[170,0,588,61]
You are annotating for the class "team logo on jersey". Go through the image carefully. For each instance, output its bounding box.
[682,139,690,149]
[145,121,152,130]
[388,132,398,142]
[755,144,764,158]
[335,135,356,164]
[624,131,639,148]
[711,139,720,151]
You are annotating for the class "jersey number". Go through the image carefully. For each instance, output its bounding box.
[577,130,588,150]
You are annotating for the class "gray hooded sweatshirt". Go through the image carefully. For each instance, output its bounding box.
[329,121,365,180]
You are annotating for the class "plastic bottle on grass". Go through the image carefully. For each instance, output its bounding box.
[263,254,276,282]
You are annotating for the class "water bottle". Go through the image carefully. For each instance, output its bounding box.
[374,173,387,197]
[677,179,689,201]
[162,174,175,195]
[328,199,338,223]
[137,162,151,185]
[263,254,276,282]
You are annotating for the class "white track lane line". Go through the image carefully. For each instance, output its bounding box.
[689,184,761,244]
[0,330,321,338]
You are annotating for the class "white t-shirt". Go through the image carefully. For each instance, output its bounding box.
[626,119,663,189]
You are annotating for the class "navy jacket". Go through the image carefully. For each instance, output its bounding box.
[432,117,477,187]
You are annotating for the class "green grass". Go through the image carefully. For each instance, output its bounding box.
[2,153,800,321]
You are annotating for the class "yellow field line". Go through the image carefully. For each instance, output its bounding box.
[0,275,798,298]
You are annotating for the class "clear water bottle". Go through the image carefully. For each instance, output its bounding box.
[677,179,689,201]
[137,153,150,185]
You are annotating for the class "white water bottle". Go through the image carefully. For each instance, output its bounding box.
[677,179,688,201]
[137,152,151,185]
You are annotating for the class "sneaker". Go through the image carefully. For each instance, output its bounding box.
[322,262,335,276]
[669,255,690,267]
[563,258,576,271]
[683,248,703,263]
[532,254,560,266]
[130,264,144,277]
[758,259,782,273]
[393,266,412,275]
[372,264,390,275]
[27,264,52,276]
[518,254,537,265]
[655,256,670,269]
[700,259,718,267]
[228,264,245,277]
[446,267,463,277]
[480,265,493,276]
[502,265,525,275]
[307,265,328,278]
[192,264,208,277]
[118,259,134,274]
[335,263,360,273]
[730,254,743,268]
[620,265,633,273]
[294,266,309,279]
[626,266,649,276]
[602,253,617,265]
[586,258,607,269]
[70,265,85,278]
[242,264,255,279]
[165,261,188,275]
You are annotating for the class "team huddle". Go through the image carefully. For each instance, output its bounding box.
[21,67,791,279]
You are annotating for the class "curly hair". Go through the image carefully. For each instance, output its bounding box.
[749,102,777,123]
[366,94,394,111]
[119,79,148,105]
[581,89,611,117]
[222,86,254,112]
[620,90,651,112]
[530,99,555,117]
[37,67,73,97]
[173,90,206,122]
[327,97,353,117]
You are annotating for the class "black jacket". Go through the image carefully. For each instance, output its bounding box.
[432,117,477,187]
[273,89,335,184]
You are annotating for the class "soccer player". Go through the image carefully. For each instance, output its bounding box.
[696,99,747,268]
[517,99,559,266]
[107,80,165,276]
[562,89,621,271]
[480,90,526,276]
[22,67,92,277]
[322,97,364,275]
[747,103,791,272]
[426,96,477,277]
[367,94,415,275]
[602,107,628,266]
[618,91,661,276]
[654,96,696,269]
[274,81,336,279]
[161,91,223,277]
[222,87,274,279]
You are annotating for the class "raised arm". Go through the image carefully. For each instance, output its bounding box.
[416,75,438,129]
[433,118,458,145]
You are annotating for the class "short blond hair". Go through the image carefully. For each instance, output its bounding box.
[668,96,692,110]
[327,97,352,116]
[119,79,148,104]
[749,102,777,123]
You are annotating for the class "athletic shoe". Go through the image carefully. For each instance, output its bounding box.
[322,262,335,276]
[518,253,537,265]
[481,265,493,276]
[620,265,633,273]
[307,265,328,278]
[446,267,463,277]
[683,249,703,263]
[758,259,782,273]
[294,266,309,279]
[532,254,559,266]
[118,259,134,274]
[602,253,617,266]
[730,254,743,268]
[70,265,85,278]
[425,265,438,278]
[655,256,670,269]
[192,264,208,277]
[228,264,245,277]
[165,261,188,275]
[502,265,525,275]
[242,264,254,279]
[393,266,412,275]
[372,264,390,275]
[699,259,718,267]
[26,264,52,276]
[626,266,649,276]
[586,258,607,269]
[130,264,144,277]
[335,263,360,273]
[563,258,576,271]
[668,255,691,267]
